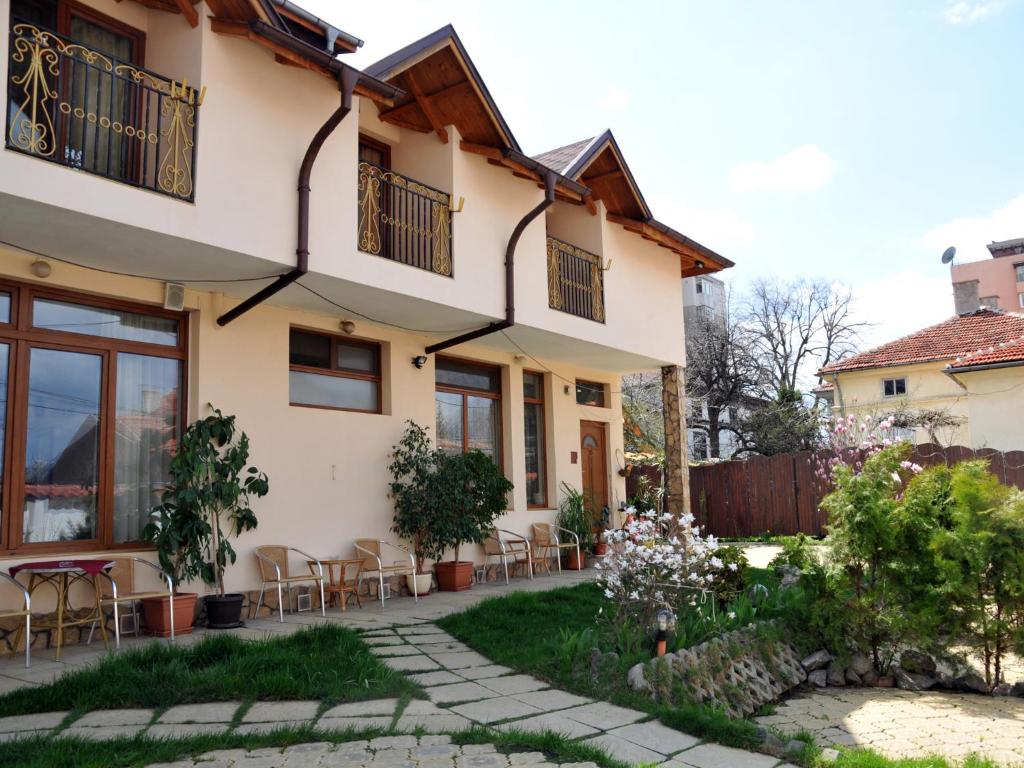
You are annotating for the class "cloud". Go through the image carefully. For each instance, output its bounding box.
[597,86,631,112]
[942,0,1008,25]
[919,194,1024,263]
[727,145,836,194]
[851,266,954,350]
[653,196,755,254]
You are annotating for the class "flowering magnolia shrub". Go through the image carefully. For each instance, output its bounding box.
[814,413,900,482]
[596,508,723,633]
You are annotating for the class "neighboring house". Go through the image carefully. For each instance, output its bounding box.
[0,0,731,611]
[950,238,1024,314]
[817,309,1024,449]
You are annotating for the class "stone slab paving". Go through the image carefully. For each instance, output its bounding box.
[754,687,1024,764]
[159,701,242,723]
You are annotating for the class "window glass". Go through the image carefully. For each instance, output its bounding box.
[884,378,907,397]
[980,296,999,309]
[337,342,378,374]
[34,298,179,346]
[524,401,546,506]
[289,371,378,412]
[113,354,180,543]
[436,358,500,392]
[523,372,543,401]
[467,395,500,462]
[22,347,102,543]
[0,293,10,324]
[0,345,7,528]
[435,391,464,454]
[1016,264,1024,283]
[1019,292,1024,309]
[576,380,606,407]
[289,330,331,368]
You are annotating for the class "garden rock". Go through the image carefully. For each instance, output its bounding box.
[760,731,786,757]
[993,683,1013,697]
[899,649,937,675]
[848,652,873,676]
[784,739,806,757]
[826,661,846,686]
[1011,681,1024,697]
[845,668,862,685]
[952,673,990,695]
[800,650,832,672]
[861,669,878,686]
[808,669,827,687]
[894,668,935,691]
[626,663,651,693]
[777,565,801,588]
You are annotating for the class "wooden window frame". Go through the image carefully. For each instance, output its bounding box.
[523,370,548,509]
[58,0,147,63]
[0,278,188,556]
[435,355,503,471]
[358,134,391,170]
[575,379,608,408]
[288,327,383,415]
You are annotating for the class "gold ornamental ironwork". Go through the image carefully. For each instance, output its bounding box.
[546,236,606,323]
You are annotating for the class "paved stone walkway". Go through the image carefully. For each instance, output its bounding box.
[754,687,1024,765]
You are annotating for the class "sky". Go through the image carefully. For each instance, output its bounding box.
[303,0,1023,351]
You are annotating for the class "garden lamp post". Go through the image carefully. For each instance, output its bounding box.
[655,609,676,657]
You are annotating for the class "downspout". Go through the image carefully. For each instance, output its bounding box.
[217,67,358,326]
[425,170,557,354]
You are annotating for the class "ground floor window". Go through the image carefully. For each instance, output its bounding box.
[435,357,501,466]
[0,280,185,553]
[523,371,547,507]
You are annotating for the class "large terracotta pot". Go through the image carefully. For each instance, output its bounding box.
[566,550,587,571]
[141,592,197,637]
[435,561,474,591]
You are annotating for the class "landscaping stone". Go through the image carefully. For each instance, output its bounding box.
[449,697,542,724]
[233,720,312,736]
[777,565,801,588]
[407,671,464,686]
[375,645,425,657]
[370,735,418,748]
[480,674,547,695]
[424,681,500,704]
[952,673,990,694]
[147,722,229,738]
[318,716,393,732]
[511,690,591,711]
[364,636,407,647]
[74,708,154,727]
[0,711,68,734]
[63,724,148,740]
[844,668,862,685]
[1011,681,1024,697]
[894,668,935,691]
[560,702,644,730]
[384,656,441,672]
[992,683,1013,696]
[606,720,700,753]
[860,668,878,686]
[243,701,320,723]
[783,739,805,757]
[808,669,827,687]
[826,661,845,686]
[494,713,598,739]
[159,702,241,724]
[848,652,873,676]
[581,733,665,764]
[670,742,779,768]
[456,665,514,680]
[397,713,473,733]
[426,651,492,669]
[626,663,651,693]
[899,650,937,675]
[800,650,832,672]
[322,700,397,718]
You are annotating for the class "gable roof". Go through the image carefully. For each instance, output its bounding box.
[947,335,1024,372]
[533,138,596,176]
[366,25,519,151]
[819,310,1024,375]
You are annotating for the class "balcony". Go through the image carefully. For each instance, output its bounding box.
[6,21,203,202]
[546,236,605,323]
[357,161,453,276]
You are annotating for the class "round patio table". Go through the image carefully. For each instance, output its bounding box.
[9,559,114,661]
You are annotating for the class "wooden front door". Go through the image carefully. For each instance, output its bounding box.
[580,421,608,527]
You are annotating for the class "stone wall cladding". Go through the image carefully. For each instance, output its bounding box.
[631,622,807,719]
[661,365,691,518]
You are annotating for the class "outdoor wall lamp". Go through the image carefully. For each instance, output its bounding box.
[30,259,52,278]
[655,609,676,657]
[340,320,356,335]
[412,355,428,369]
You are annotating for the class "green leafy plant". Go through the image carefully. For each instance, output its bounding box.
[144,408,268,594]
[431,449,513,564]
[557,482,595,552]
[767,533,816,571]
[388,421,440,574]
[711,545,748,603]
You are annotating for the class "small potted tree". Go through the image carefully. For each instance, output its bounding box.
[388,421,440,596]
[557,482,595,569]
[144,408,269,629]
[432,449,513,591]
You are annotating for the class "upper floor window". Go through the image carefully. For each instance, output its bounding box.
[546,237,605,323]
[288,328,382,413]
[576,380,607,407]
[1016,263,1024,283]
[435,357,502,465]
[695,280,704,294]
[883,377,907,398]
[980,296,999,310]
[1019,292,1024,309]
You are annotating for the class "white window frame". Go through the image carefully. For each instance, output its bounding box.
[882,377,907,398]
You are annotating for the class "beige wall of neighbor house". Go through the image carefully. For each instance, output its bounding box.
[948,366,1024,453]
[826,362,970,446]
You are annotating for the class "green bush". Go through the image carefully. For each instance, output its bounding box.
[556,482,595,552]
[767,533,816,571]
[711,545,749,603]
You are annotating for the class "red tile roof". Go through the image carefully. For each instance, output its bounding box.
[947,335,1024,370]
[819,310,1024,374]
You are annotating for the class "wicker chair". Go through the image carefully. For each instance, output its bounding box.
[530,523,580,575]
[253,546,325,622]
[88,557,175,648]
[483,529,533,585]
[354,539,418,608]
[0,572,30,668]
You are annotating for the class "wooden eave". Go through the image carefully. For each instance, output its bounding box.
[575,142,647,220]
[460,142,585,204]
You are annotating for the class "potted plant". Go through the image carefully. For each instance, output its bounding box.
[388,421,439,597]
[557,482,595,570]
[432,449,513,591]
[144,408,269,629]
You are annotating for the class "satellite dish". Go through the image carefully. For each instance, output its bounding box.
[941,246,957,265]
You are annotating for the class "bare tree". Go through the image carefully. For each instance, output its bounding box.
[621,372,664,455]
[744,278,866,397]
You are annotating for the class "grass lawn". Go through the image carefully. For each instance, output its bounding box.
[0,624,417,717]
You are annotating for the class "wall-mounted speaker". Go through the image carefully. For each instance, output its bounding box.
[164,282,185,311]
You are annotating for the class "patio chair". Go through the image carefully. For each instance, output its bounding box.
[253,546,326,622]
[0,571,30,668]
[483,529,533,585]
[354,539,418,608]
[88,557,175,649]
[530,523,580,575]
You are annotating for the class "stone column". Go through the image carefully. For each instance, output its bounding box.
[661,365,690,519]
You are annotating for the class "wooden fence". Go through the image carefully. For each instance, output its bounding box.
[688,444,1024,538]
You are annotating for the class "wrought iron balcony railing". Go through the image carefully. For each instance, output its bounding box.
[547,236,605,323]
[357,161,452,276]
[6,21,204,202]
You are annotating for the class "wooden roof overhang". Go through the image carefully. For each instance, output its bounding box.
[122,0,201,28]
